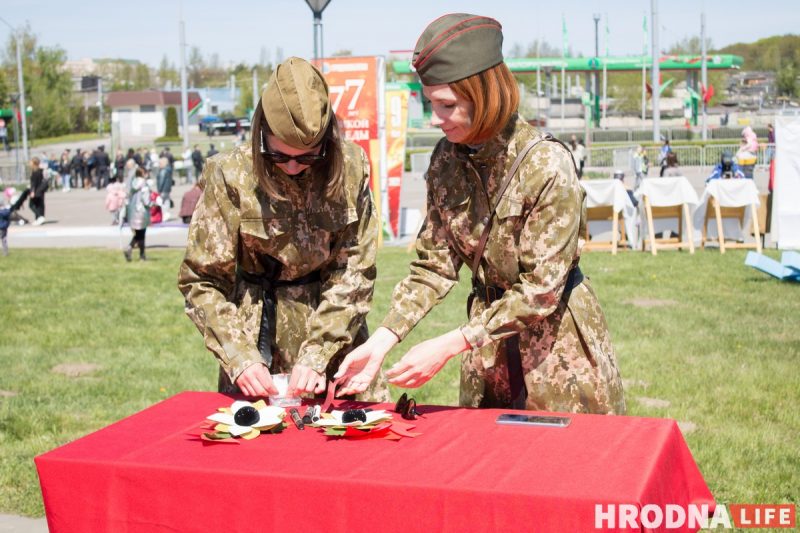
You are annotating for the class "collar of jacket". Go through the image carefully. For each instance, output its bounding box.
[454,113,521,164]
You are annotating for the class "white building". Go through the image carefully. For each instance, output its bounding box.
[106,90,201,139]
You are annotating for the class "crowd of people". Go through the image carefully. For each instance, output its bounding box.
[0,141,221,257]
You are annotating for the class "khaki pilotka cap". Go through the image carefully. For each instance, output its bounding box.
[261,57,331,149]
[412,13,504,85]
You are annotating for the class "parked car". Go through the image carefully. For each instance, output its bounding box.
[200,116,251,136]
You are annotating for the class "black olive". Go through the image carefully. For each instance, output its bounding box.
[341,409,367,423]
[234,405,260,426]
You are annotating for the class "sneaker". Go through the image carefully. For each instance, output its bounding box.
[34,216,45,225]
[123,246,132,262]
[139,255,147,262]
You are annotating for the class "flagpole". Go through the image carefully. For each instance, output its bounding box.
[602,13,608,127]
[642,13,647,126]
[561,65,566,133]
[651,0,660,142]
[179,1,189,151]
[701,11,708,141]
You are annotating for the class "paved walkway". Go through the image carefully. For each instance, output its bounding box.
[0,514,48,532]
[6,183,194,251]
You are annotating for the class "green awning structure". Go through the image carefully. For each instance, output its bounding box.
[392,54,743,75]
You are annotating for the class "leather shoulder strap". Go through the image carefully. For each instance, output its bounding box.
[470,135,547,280]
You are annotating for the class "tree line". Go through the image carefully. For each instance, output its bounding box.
[0,28,276,141]
[0,27,796,143]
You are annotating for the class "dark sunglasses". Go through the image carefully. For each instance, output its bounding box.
[262,137,327,166]
[394,392,422,420]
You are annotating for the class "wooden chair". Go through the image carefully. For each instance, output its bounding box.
[641,196,695,256]
[583,205,627,255]
[701,196,762,253]
[750,193,769,247]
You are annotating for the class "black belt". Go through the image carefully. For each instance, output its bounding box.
[238,266,321,369]
[471,265,584,304]
[468,265,584,409]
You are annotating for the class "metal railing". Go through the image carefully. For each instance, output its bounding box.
[586,143,775,169]
[408,125,771,147]
[0,162,25,185]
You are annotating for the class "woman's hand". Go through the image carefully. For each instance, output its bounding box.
[334,327,399,396]
[386,329,470,388]
[235,363,278,398]
[289,365,326,395]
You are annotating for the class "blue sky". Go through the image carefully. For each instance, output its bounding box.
[2,0,798,67]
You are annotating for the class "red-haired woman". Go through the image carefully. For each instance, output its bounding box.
[336,13,625,414]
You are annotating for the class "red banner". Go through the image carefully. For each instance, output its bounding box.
[385,88,409,237]
[319,57,380,188]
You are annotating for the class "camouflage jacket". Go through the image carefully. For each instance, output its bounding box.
[382,116,624,413]
[178,141,378,386]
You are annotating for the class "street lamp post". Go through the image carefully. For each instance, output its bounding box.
[651,0,661,142]
[9,94,20,181]
[0,16,29,165]
[592,13,601,128]
[304,0,332,62]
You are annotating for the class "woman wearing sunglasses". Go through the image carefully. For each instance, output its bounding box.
[336,14,625,415]
[179,57,388,403]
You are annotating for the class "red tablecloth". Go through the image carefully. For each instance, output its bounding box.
[36,391,714,533]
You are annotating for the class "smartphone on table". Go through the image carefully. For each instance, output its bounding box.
[496,414,571,427]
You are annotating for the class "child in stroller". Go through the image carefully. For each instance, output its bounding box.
[706,151,745,182]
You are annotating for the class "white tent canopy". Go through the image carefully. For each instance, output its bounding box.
[773,116,800,249]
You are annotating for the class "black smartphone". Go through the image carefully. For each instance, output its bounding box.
[496,414,571,427]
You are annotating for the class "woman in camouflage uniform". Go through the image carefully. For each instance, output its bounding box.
[179,57,388,402]
[336,14,625,414]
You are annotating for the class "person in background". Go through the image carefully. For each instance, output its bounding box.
[147,178,164,224]
[0,118,9,152]
[0,189,29,255]
[121,158,137,187]
[93,145,111,189]
[632,145,649,190]
[191,145,204,179]
[179,56,387,402]
[46,153,59,190]
[159,146,175,169]
[334,14,624,415]
[206,143,218,158]
[123,167,152,262]
[156,156,173,214]
[147,148,159,175]
[59,150,72,192]
[132,147,144,169]
[663,151,681,176]
[29,157,47,225]
[659,139,672,177]
[80,150,91,188]
[69,149,83,189]
[569,134,586,179]
[706,150,745,182]
[736,126,759,180]
[114,149,126,182]
[766,123,775,164]
[179,182,203,224]
[104,175,127,225]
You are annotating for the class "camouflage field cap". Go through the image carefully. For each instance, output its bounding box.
[412,13,503,85]
[262,57,331,149]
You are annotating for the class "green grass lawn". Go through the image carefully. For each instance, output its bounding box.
[0,247,798,516]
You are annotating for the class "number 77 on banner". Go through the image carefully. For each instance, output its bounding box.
[329,79,366,113]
